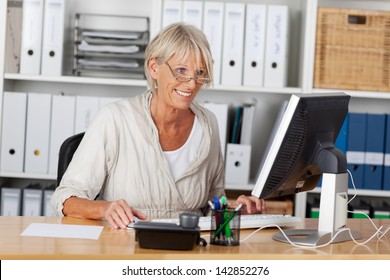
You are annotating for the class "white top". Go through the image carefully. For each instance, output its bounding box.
[50,91,225,219]
[164,116,203,182]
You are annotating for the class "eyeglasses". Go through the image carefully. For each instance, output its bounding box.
[165,62,212,85]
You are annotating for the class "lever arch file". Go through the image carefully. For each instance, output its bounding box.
[0,92,27,172]
[264,5,289,87]
[20,0,44,75]
[41,0,66,76]
[221,3,245,86]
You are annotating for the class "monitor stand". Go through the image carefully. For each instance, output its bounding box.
[272,172,362,246]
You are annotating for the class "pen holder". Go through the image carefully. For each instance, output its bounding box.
[210,208,241,246]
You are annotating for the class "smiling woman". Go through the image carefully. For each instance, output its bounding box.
[50,22,266,229]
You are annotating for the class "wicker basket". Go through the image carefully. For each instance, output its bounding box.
[314,7,390,92]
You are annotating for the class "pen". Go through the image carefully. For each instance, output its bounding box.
[220,196,228,236]
[213,196,221,210]
[208,200,214,210]
[224,208,232,239]
[221,196,227,209]
[213,196,221,239]
[212,204,243,238]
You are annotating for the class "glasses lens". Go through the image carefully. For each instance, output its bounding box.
[176,75,190,82]
[176,76,211,84]
[197,78,211,85]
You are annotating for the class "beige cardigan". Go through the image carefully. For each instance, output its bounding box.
[50,91,225,218]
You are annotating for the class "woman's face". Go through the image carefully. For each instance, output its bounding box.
[149,53,207,111]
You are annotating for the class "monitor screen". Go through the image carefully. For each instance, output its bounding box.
[252,92,350,198]
[252,92,361,246]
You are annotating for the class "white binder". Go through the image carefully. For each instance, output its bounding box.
[0,187,22,216]
[203,2,224,86]
[243,4,267,87]
[225,144,251,185]
[24,93,52,173]
[48,95,76,175]
[182,1,203,29]
[41,0,65,76]
[264,5,289,88]
[0,92,27,173]
[221,3,245,86]
[20,0,44,75]
[22,185,43,216]
[43,186,56,216]
[203,102,229,159]
[239,104,256,145]
[74,96,100,134]
[162,0,182,28]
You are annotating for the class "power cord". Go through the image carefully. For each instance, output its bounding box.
[238,169,390,249]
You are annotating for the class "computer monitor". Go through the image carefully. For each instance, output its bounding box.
[252,92,361,246]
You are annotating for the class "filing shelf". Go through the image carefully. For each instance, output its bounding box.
[1,0,390,218]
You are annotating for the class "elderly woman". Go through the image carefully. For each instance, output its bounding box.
[51,23,265,229]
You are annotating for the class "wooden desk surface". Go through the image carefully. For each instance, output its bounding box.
[1,216,390,260]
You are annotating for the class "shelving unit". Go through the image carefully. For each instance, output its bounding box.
[1,0,390,218]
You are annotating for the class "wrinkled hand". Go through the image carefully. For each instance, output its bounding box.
[103,199,147,229]
[232,195,266,214]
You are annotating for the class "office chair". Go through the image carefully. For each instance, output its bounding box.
[56,132,85,186]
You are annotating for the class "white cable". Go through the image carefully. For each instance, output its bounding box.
[240,169,390,248]
[347,169,357,204]
[346,169,390,239]
[240,223,384,249]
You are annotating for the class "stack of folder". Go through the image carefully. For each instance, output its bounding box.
[0,183,56,216]
[162,0,289,87]
[73,14,149,79]
[19,0,66,76]
[0,92,121,176]
[334,112,390,191]
[202,101,256,185]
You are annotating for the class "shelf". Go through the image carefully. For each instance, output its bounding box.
[309,186,390,198]
[4,73,305,95]
[0,172,56,181]
[225,184,254,192]
[227,185,390,199]
[2,0,390,219]
[4,73,148,87]
[313,88,390,100]
[211,85,303,94]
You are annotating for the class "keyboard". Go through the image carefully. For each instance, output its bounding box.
[151,214,301,231]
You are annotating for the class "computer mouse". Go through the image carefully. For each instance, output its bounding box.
[179,213,200,228]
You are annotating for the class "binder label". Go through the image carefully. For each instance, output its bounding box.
[385,154,390,166]
[346,151,365,164]
[365,152,384,165]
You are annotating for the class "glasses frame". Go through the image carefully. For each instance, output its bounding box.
[165,62,212,85]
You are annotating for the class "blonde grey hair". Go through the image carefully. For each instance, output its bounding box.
[144,22,213,89]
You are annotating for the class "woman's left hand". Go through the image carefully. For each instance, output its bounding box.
[233,195,266,214]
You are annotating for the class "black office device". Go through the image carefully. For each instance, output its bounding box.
[131,213,206,250]
[252,92,361,246]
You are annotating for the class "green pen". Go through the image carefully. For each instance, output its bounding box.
[224,209,233,241]
[212,204,243,238]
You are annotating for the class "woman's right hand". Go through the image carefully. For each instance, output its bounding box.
[103,199,148,229]
[63,196,147,229]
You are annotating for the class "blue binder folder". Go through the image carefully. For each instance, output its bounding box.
[335,114,349,155]
[363,114,386,190]
[346,113,367,189]
[383,114,390,190]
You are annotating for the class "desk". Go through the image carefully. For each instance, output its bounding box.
[1,216,390,260]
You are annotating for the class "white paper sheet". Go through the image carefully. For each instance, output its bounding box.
[21,223,104,240]
[78,40,139,53]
